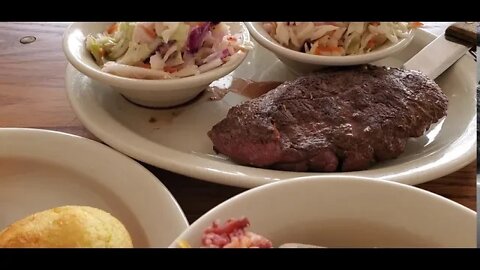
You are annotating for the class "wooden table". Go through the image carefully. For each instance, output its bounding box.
[0,22,476,223]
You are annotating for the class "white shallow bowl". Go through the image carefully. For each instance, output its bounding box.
[63,22,251,108]
[0,128,188,247]
[246,22,416,74]
[170,176,476,248]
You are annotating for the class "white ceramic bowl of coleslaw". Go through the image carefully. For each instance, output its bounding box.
[63,22,252,108]
[170,176,476,248]
[245,22,416,74]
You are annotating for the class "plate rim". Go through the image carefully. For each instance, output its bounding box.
[65,29,476,189]
[0,127,189,246]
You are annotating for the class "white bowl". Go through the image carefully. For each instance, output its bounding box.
[63,22,251,108]
[245,22,416,74]
[170,176,476,248]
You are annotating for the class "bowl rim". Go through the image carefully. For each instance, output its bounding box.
[62,22,251,90]
[169,175,476,247]
[245,22,416,66]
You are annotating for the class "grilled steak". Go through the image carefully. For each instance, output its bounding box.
[208,65,448,172]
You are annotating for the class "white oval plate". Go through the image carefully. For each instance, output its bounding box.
[65,29,476,188]
[170,176,476,248]
[0,128,188,247]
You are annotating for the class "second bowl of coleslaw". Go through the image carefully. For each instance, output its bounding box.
[64,22,252,107]
[246,22,418,74]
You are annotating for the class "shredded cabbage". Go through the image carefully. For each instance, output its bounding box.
[85,22,248,80]
[263,22,422,56]
[86,22,135,65]
[117,39,161,66]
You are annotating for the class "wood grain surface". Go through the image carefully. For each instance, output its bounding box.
[0,22,476,223]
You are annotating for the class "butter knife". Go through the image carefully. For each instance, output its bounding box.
[403,22,476,80]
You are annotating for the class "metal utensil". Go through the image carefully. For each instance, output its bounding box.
[403,22,476,80]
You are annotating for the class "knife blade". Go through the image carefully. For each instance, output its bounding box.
[403,22,476,80]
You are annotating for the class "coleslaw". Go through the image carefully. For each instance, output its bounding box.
[86,22,251,79]
[262,22,422,56]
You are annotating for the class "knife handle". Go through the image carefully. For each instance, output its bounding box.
[444,22,477,47]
